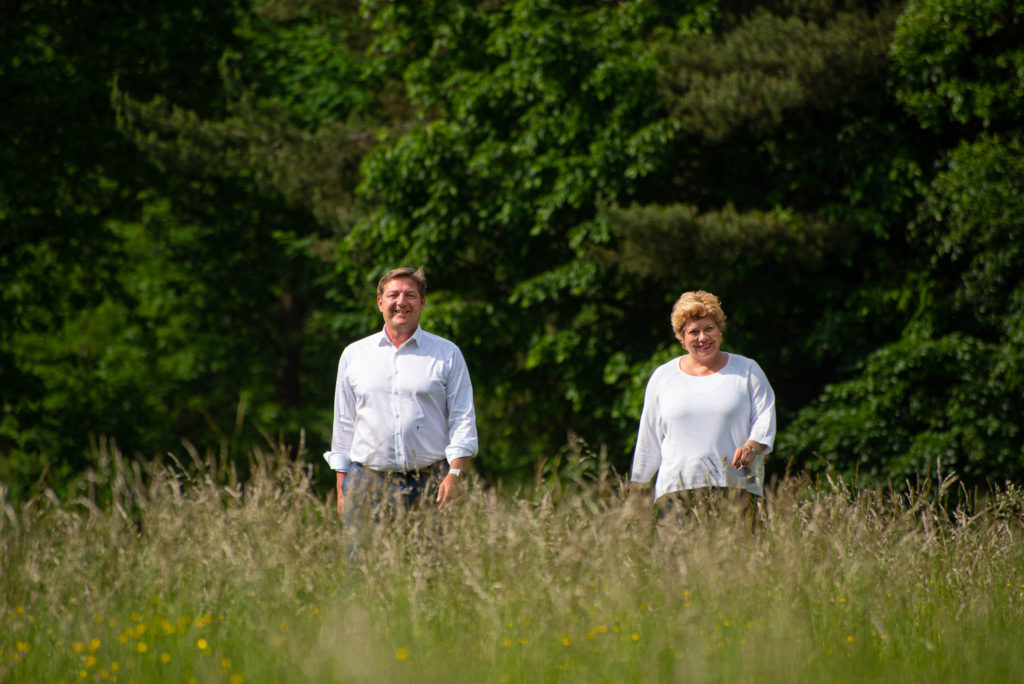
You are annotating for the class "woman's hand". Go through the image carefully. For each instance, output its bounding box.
[731,442,764,469]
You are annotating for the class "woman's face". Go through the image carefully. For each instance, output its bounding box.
[681,316,722,361]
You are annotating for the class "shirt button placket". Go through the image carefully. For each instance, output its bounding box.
[392,349,405,470]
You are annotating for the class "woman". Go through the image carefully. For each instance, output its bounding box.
[630,290,776,506]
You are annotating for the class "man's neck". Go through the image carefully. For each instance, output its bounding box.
[385,326,416,348]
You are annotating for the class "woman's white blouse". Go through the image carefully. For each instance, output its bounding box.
[631,353,776,500]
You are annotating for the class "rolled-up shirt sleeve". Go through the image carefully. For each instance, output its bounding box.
[323,353,355,472]
[444,346,478,462]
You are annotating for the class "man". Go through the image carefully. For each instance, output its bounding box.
[323,267,478,524]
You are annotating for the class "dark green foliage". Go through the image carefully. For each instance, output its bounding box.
[781,0,1024,486]
[917,135,1024,338]
[349,0,696,478]
[891,0,1024,131]
[1,0,246,497]
[780,331,1024,484]
[3,0,1024,499]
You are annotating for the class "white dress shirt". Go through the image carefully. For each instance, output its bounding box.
[631,353,776,500]
[323,326,478,473]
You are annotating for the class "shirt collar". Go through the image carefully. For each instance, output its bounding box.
[377,325,423,349]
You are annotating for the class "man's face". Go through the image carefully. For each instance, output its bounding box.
[378,276,425,336]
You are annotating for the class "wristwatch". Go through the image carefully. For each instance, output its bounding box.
[449,468,464,478]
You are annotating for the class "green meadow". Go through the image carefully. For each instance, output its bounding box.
[3,444,1023,683]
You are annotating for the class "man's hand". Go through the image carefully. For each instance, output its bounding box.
[336,471,347,519]
[436,457,469,509]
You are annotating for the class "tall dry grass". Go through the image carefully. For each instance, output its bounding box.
[2,441,1023,682]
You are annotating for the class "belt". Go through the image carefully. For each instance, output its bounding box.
[352,460,447,482]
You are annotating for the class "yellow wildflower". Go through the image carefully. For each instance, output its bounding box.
[395,647,410,661]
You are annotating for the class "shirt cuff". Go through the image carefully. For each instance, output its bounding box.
[323,450,352,472]
[445,447,476,464]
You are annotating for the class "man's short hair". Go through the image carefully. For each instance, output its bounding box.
[377,267,427,299]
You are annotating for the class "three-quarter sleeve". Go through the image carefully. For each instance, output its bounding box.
[747,361,776,451]
[630,373,664,485]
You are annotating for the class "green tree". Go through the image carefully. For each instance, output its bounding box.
[348,0,935,483]
[9,0,1023,498]
[350,0,710,478]
[781,0,1024,486]
[1,0,244,496]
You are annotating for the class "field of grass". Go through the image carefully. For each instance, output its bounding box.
[3,442,1023,683]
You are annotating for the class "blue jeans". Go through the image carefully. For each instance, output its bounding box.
[342,461,448,533]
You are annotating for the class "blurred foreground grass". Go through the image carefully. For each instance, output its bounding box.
[2,442,1023,683]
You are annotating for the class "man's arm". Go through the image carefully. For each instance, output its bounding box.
[324,353,355,519]
[437,346,478,509]
[444,346,478,459]
[336,471,347,519]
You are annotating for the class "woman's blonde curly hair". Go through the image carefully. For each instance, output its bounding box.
[670,290,727,345]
